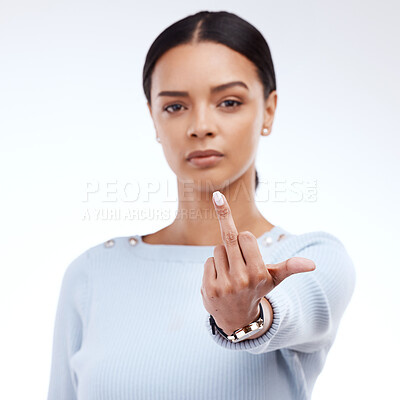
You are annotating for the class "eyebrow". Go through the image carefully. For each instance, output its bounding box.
[157,81,249,98]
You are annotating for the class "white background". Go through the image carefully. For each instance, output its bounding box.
[1,1,399,399]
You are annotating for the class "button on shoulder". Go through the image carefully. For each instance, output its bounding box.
[262,235,274,247]
[104,239,115,248]
[128,237,138,246]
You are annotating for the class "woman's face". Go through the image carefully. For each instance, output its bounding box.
[148,41,276,191]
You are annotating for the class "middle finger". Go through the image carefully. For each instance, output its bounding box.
[212,191,245,274]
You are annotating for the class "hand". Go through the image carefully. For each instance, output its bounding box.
[200,191,316,335]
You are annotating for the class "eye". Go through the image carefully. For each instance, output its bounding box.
[220,99,242,108]
[164,104,185,113]
[163,100,242,114]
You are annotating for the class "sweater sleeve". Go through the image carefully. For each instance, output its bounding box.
[205,231,356,354]
[47,251,90,400]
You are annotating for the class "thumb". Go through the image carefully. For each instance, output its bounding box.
[266,257,316,288]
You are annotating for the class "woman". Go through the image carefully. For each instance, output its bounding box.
[47,10,356,400]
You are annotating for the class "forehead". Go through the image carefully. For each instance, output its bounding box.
[151,42,260,97]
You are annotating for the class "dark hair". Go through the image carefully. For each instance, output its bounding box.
[142,10,277,191]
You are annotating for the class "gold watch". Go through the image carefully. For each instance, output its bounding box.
[209,301,265,343]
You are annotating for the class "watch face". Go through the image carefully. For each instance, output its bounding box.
[229,320,264,342]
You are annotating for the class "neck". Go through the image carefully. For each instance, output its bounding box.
[162,166,273,246]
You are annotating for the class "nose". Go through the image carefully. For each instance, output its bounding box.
[186,103,216,139]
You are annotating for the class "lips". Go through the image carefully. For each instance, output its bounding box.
[186,149,224,160]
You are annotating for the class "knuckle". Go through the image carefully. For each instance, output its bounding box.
[235,274,250,289]
[256,269,268,283]
[217,207,230,219]
[222,282,234,295]
[238,231,256,241]
[213,244,225,256]
[223,231,238,246]
[259,266,269,279]
[204,283,219,298]
[205,256,214,266]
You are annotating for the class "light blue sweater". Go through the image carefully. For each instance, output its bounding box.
[47,225,356,400]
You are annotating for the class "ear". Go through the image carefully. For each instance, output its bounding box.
[263,90,278,134]
[147,101,159,140]
[147,101,153,118]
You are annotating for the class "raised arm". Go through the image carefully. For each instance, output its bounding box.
[201,190,330,350]
[205,229,356,354]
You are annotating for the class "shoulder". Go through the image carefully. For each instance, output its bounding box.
[271,229,356,276]
[273,229,356,289]
[270,228,357,306]
[62,234,140,281]
[76,234,140,258]
[275,229,350,254]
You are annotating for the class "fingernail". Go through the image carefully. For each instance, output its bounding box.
[213,191,224,206]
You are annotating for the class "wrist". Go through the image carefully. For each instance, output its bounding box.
[217,302,262,335]
[247,297,273,340]
[216,297,273,340]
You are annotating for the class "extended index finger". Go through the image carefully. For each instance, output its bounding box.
[212,191,244,272]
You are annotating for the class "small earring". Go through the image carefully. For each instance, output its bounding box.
[156,137,161,143]
[262,128,269,135]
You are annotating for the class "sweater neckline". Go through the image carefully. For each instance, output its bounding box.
[130,225,288,263]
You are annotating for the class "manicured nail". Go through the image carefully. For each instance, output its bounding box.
[213,191,224,206]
